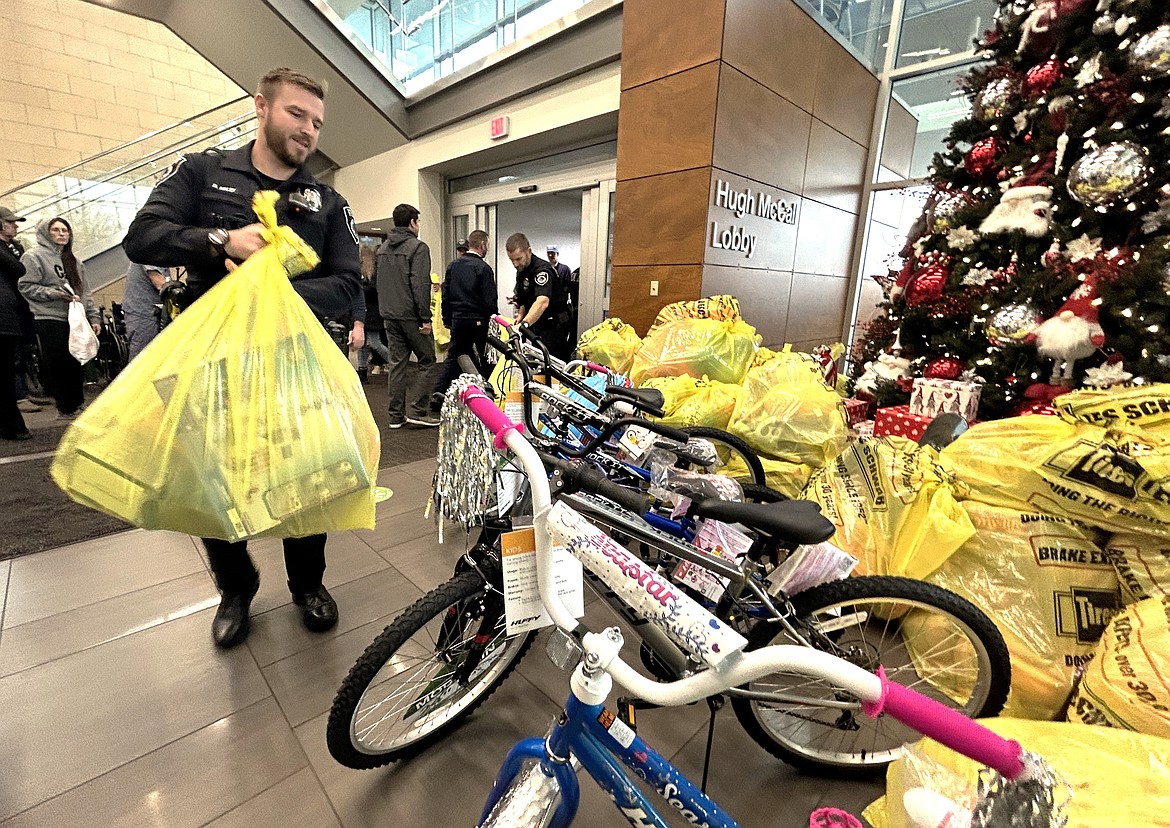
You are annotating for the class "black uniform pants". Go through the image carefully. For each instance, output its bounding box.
[0,335,27,437]
[533,320,573,363]
[434,317,489,396]
[35,319,84,415]
[202,533,327,595]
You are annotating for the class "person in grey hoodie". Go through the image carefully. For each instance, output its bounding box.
[18,217,101,417]
[376,203,439,428]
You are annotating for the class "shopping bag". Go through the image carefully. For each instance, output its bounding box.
[67,299,98,364]
[51,191,380,541]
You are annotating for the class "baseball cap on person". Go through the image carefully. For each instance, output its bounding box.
[0,207,25,223]
[546,245,558,253]
[456,238,469,250]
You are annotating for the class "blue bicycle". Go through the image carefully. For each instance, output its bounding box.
[453,381,1053,828]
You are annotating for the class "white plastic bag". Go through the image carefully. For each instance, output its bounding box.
[67,300,98,364]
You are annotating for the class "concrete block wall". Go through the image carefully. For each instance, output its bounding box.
[0,0,244,196]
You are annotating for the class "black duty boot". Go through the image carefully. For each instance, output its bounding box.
[291,584,338,632]
[212,578,260,648]
[357,367,368,384]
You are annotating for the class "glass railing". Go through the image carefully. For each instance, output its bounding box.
[321,0,593,94]
[1,97,257,261]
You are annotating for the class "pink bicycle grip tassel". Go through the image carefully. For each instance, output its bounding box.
[460,384,523,450]
[864,669,1024,779]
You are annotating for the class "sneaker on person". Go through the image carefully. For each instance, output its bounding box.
[387,415,406,429]
[17,399,42,413]
[406,414,440,428]
[429,392,444,412]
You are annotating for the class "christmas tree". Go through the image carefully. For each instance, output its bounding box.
[855,0,1170,420]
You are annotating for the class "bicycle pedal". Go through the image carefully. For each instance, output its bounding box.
[615,697,638,729]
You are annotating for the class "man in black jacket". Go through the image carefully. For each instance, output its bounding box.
[0,206,30,440]
[433,229,496,396]
[506,232,573,361]
[123,67,361,649]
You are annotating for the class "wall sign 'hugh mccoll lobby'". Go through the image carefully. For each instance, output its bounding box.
[708,176,800,266]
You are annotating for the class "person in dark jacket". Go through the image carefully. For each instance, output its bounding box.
[376,203,439,428]
[506,232,573,361]
[123,67,361,649]
[18,217,102,418]
[433,229,497,397]
[355,270,389,383]
[0,206,30,440]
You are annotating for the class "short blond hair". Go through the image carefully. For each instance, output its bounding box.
[257,68,326,102]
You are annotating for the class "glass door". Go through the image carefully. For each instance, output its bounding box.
[578,178,615,335]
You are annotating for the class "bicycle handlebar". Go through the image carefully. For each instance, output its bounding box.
[456,384,1025,780]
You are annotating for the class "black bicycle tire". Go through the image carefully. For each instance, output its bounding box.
[731,575,1011,778]
[679,426,767,487]
[327,570,536,769]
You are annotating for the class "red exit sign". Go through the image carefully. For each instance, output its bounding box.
[489,115,509,140]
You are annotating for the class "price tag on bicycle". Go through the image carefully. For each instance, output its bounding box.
[500,527,585,636]
[617,424,657,461]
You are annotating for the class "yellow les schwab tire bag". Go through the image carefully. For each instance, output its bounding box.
[902,501,1120,719]
[1106,532,1170,603]
[939,415,1170,539]
[629,317,757,386]
[576,317,641,376]
[863,719,1170,828]
[51,192,380,541]
[727,347,850,468]
[1069,595,1170,739]
[801,438,974,580]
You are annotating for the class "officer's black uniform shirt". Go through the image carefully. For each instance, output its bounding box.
[514,254,568,331]
[123,141,360,319]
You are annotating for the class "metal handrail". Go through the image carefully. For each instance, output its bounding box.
[0,95,252,199]
[18,113,257,216]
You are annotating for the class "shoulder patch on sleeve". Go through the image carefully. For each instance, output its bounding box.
[343,206,359,245]
[156,155,187,186]
[535,271,549,286]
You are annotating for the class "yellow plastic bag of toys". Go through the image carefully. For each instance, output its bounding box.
[939,416,1170,538]
[629,317,757,385]
[1055,382,1170,435]
[863,719,1170,828]
[51,191,380,541]
[641,374,740,430]
[1107,532,1170,603]
[904,501,1119,719]
[801,438,974,580]
[646,294,743,335]
[1068,595,1170,739]
[726,347,850,468]
[722,453,815,497]
[576,317,642,375]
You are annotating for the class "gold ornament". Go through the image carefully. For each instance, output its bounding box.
[1066,142,1152,207]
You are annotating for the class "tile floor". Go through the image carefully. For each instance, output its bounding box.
[0,456,883,827]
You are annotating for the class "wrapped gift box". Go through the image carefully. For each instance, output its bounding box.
[873,405,931,442]
[841,397,873,427]
[910,377,981,422]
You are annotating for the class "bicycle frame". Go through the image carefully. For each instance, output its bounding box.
[481,689,739,828]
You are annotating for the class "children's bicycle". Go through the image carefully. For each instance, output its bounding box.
[449,381,1062,828]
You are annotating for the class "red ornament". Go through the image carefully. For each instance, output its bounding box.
[924,358,965,380]
[965,137,1006,177]
[1086,77,1129,111]
[1022,60,1063,98]
[905,262,951,306]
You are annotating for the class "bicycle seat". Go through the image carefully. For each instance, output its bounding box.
[605,385,665,411]
[691,498,834,544]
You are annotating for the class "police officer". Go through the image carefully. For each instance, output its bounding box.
[505,232,573,361]
[123,67,361,649]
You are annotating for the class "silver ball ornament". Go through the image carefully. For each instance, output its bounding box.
[1092,14,1116,36]
[985,303,1041,346]
[974,77,1019,121]
[1129,25,1170,78]
[1066,142,1152,207]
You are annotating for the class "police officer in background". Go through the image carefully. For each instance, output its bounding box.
[123,67,361,649]
[505,232,573,361]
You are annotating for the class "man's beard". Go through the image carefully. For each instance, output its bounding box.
[263,120,309,169]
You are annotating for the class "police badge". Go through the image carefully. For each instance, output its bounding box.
[535,271,549,286]
[291,187,322,212]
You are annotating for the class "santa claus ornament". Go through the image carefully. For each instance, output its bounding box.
[980,153,1055,238]
[1023,274,1105,386]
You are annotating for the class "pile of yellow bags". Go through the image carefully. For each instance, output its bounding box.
[629,316,757,385]
[638,374,739,430]
[863,719,1170,828]
[51,192,380,541]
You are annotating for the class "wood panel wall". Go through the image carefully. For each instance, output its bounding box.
[611,0,880,349]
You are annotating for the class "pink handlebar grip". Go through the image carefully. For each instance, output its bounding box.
[585,362,610,375]
[493,314,513,328]
[459,384,523,450]
[863,670,1024,779]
